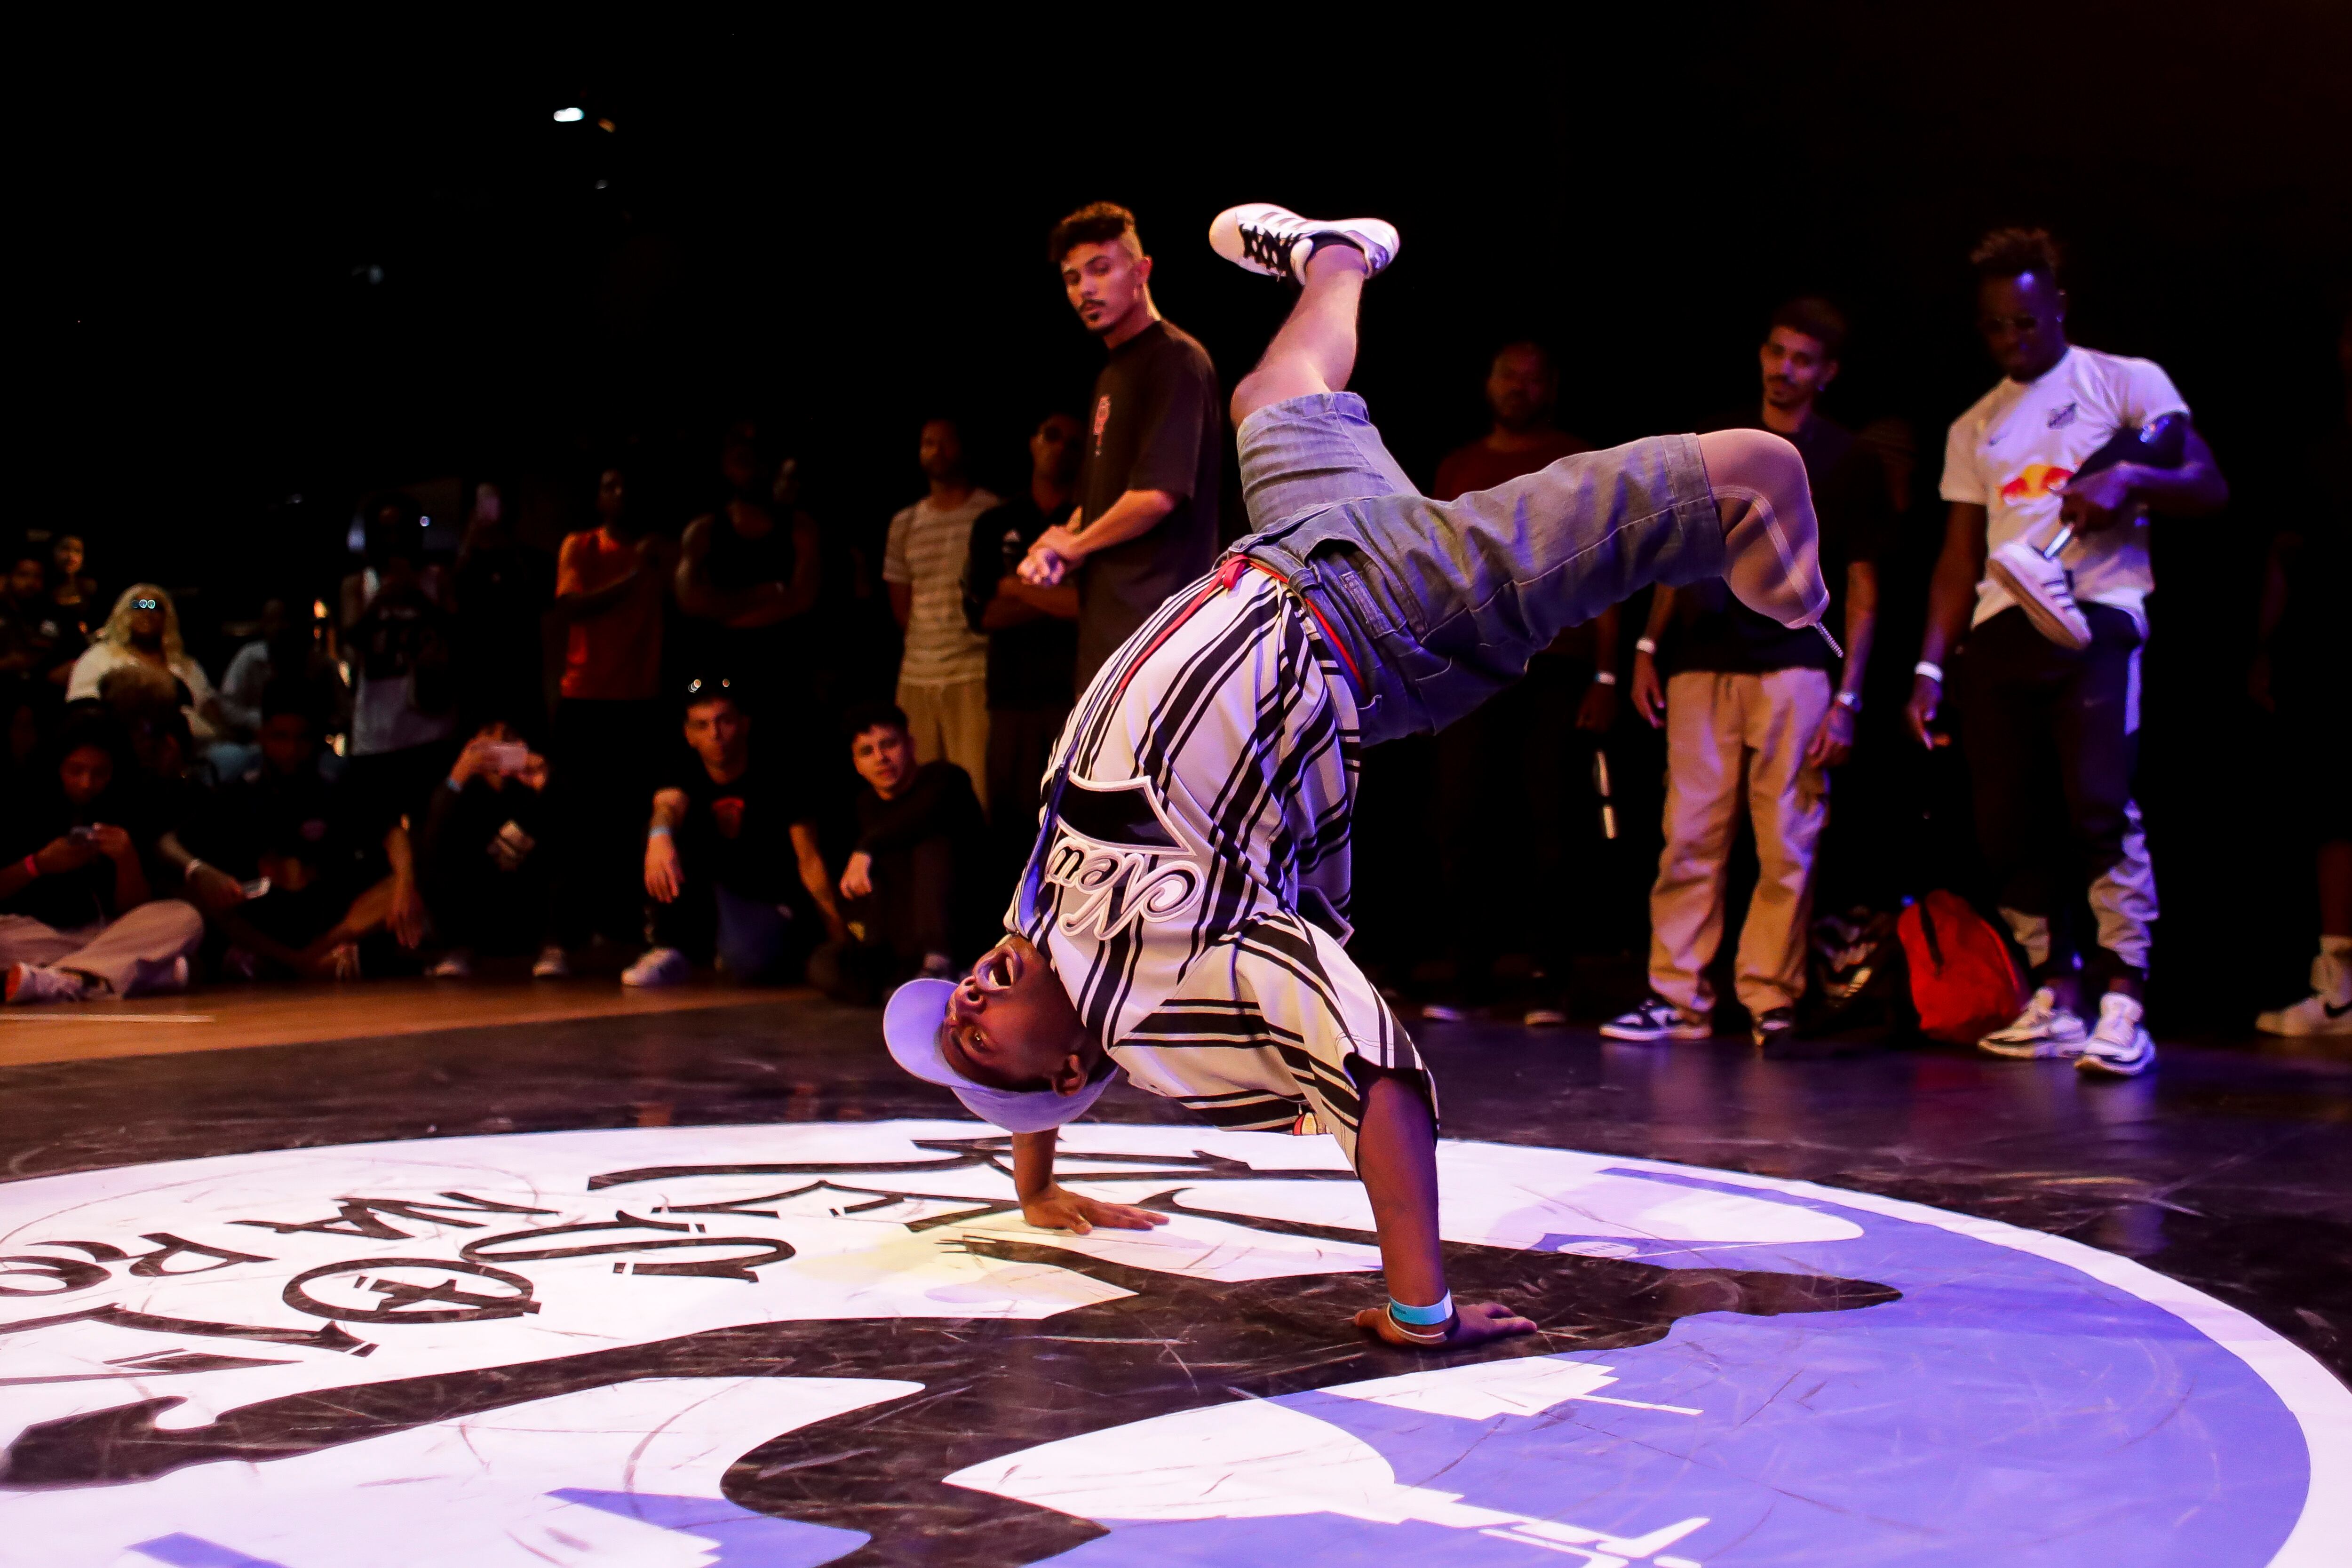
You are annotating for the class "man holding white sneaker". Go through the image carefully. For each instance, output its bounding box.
[1905,228,2229,1076]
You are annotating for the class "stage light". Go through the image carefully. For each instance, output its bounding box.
[553,106,584,123]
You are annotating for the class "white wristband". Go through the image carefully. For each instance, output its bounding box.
[1592,670,1618,686]
[1914,661,1944,685]
[1634,637,1658,656]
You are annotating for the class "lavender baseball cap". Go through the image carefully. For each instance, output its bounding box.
[882,978,1114,1135]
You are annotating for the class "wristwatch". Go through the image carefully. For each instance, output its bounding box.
[1834,690,1862,713]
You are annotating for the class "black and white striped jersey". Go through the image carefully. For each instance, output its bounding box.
[1010,565,1427,1167]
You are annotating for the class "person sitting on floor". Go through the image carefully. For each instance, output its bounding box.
[628,677,842,987]
[161,680,424,979]
[0,713,203,1002]
[810,702,991,1004]
[415,721,566,979]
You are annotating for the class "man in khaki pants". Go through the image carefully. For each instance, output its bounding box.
[1605,299,1889,1048]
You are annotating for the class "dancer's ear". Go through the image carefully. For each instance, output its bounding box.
[1047,1053,1093,1098]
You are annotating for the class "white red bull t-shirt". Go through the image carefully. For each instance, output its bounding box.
[1010,565,1425,1170]
[1940,345,2189,636]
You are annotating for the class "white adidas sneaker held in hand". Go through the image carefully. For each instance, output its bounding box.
[1986,529,2094,650]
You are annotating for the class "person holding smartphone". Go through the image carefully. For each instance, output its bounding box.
[0,714,202,1003]
[414,722,564,979]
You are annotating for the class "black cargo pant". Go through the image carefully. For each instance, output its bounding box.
[1959,604,2157,993]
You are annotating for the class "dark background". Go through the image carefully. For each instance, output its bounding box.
[22,5,2352,1025]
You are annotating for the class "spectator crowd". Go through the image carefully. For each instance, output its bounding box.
[2,206,2344,1061]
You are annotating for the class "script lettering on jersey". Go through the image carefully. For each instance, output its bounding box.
[1042,775,1208,941]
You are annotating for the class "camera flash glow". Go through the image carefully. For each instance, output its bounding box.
[552,106,585,123]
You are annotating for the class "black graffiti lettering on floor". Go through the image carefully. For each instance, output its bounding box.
[1,1235,273,1295]
[232,1192,560,1241]
[0,1136,1901,1568]
[0,1303,374,1358]
[282,1258,545,1325]
[585,1135,1358,1194]
[457,1214,795,1281]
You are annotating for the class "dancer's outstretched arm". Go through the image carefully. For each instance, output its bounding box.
[1350,1073,1537,1348]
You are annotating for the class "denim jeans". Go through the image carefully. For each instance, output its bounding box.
[714,884,798,980]
[1229,392,1725,747]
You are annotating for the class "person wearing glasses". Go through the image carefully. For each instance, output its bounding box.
[1905,228,2228,1076]
[65,585,229,750]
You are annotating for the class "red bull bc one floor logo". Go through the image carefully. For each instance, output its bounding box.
[0,1122,2344,1567]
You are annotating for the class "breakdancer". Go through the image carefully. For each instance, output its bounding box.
[886,202,1829,1351]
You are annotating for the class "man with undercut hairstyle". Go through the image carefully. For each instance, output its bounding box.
[1907,228,2228,1076]
[888,201,1830,1353]
[1029,202,1222,689]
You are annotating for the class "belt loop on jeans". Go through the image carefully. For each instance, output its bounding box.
[1233,554,1367,701]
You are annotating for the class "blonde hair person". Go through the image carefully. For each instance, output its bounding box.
[65,584,227,744]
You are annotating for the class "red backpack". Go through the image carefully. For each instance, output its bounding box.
[1898,891,2026,1045]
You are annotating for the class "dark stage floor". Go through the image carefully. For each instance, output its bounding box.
[2,995,2345,1566]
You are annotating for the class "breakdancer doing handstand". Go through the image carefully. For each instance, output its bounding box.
[885,202,1829,1351]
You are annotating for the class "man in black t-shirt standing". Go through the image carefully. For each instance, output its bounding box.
[627,679,842,987]
[1607,299,1890,1049]
[964,411,1082,878]
[1023,203,1221,688]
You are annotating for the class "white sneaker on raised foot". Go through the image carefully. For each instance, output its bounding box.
[426,948,474,979]
[531,945,571,979]
[1977,987,2089,1058]
[1209,204,1399,282]
[2077,992,2156,1076]
[4,963,87,1004]
[2254,950,2352,1036]
[1985,533,2093,650]
[622,947,690,988]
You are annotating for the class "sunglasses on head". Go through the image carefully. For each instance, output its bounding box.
[131,597,161,611]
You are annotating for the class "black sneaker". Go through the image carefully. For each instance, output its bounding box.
[1750,1006,1799,1048]
[1599,995,1711,1042]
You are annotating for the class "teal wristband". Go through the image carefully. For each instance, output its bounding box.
[1387,1291,1454,1327]
[648,824,672,839]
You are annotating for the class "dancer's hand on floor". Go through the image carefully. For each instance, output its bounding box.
[1354,1299,1537,1350]
[1021,1185,1170,1236]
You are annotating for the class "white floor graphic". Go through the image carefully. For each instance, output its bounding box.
[0,1121,2341,1567]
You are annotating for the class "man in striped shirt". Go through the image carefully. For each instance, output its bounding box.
[887,203,1831,1351]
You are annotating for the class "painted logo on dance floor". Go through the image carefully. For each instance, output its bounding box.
[0,1122,2343,1567]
